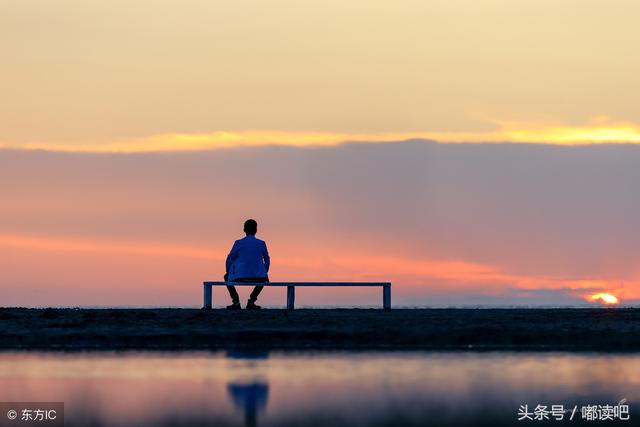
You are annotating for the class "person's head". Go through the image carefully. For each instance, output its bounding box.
[243,219,258,236]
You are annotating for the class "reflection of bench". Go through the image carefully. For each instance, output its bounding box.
[202,282,392,310]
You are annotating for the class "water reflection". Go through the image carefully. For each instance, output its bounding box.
[0,351,637,426]
[228,383,268,427]
[226,351,270,427]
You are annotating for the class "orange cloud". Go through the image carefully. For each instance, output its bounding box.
[2,234,637,305]
[0,234,223,260]
[1,234,501,283]
[4,117,640,153]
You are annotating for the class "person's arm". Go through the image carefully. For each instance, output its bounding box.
[263,242,270,273]
[225,241,239,273]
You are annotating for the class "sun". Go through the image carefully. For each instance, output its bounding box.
[589,293,620,305]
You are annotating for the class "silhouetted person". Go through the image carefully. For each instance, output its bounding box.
[225,219,270,310]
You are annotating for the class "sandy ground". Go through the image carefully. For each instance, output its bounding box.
[1,307,638,351]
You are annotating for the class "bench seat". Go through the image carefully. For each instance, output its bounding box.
[202,281,391,310]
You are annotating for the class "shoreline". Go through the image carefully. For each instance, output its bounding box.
[2,308,639,351]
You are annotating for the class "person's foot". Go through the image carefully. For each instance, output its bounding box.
[246,301,261,310]
[226,302,241,310]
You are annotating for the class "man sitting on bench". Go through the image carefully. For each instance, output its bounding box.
[224,219,270,310]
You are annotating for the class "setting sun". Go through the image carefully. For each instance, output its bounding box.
[589,293,620,305]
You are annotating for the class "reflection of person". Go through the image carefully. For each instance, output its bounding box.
[228,383,269,427]
[226,351,270,427]
[225,219,270,310]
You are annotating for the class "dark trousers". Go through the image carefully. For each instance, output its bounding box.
[227,277,269,303]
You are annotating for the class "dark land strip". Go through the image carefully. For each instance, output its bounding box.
[1,308,638,351]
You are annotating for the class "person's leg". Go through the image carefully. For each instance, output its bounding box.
[226,286,240,304]
[246,277,268,308]
[248,286,263,303]
[232,277,268,309]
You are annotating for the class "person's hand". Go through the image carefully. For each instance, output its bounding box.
[224,273,229,282]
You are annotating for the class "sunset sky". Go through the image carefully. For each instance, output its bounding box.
[1,1,639,307]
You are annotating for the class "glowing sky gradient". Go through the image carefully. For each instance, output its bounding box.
[1,142,638,307]
[1,1,638,306]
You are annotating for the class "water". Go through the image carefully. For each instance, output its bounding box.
[0,351,637,426]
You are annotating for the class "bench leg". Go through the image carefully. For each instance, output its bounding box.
[287,286,295,310]
[203,283,212,309]
[383,285,391,311]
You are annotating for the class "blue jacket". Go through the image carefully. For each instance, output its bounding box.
[225,235,270,281]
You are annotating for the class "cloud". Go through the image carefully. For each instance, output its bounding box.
[3,117,640,153]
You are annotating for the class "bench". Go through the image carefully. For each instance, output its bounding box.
[202,281,392,310]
